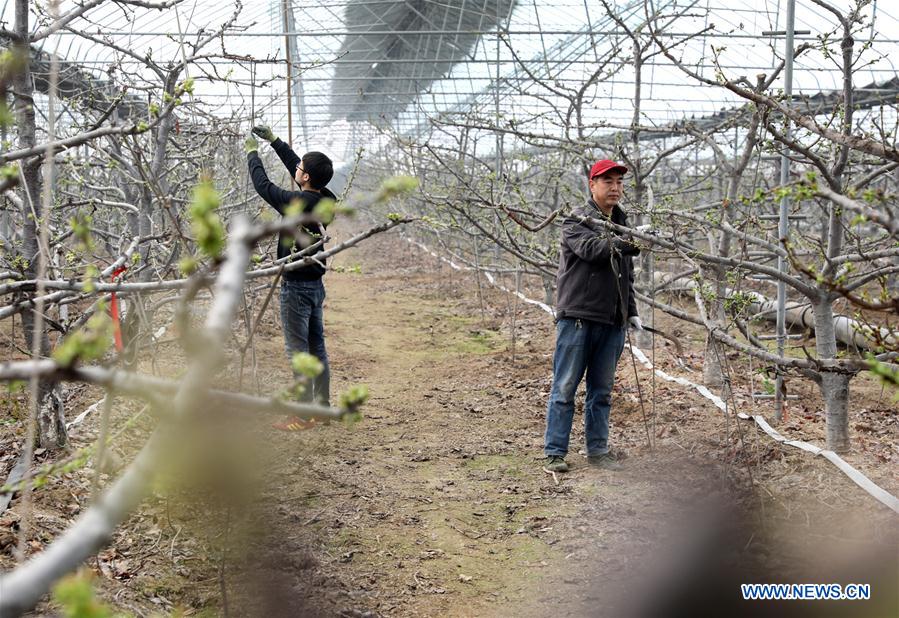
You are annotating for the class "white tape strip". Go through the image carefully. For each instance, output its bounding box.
[482,271,556,316]
[66,397,105,431]
[406,236,899,515]
[628,344,728,411]
[408,240,466,272]
[406,238,555,315]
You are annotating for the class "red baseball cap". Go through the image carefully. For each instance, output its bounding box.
[589,159,628,178]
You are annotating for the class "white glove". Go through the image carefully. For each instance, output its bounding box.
[635,224,654,234]
[629,316,644,331]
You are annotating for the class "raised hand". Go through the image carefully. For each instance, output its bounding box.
[251,125,276,142]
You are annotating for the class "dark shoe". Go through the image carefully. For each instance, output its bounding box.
[543,456,569,473]
[586,452,622,471]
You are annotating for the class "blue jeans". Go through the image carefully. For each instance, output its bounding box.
[544,318,625,458]
[280,279,330,406]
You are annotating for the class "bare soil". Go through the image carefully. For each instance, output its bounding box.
[1,224,897,617]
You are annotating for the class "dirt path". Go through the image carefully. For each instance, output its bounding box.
[3,224,894,617]
[224,230,897,617]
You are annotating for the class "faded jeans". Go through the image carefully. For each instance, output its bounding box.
[280,279,330,406]
[544,318,625,458]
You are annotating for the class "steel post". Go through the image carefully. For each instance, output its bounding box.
[774,0,796,423]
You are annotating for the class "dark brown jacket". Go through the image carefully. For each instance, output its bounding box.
[554,200,639,326]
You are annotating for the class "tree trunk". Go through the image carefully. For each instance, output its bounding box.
[812,298,850,453]
[13,0,66,448]
[702,332,724,388]
[542,273,554,307]
[137,186,154,281]
[702,164,745,390]
[822,371,850,453]
[635,248,654,348]
[701,264,727,389]
[136,85,177,282]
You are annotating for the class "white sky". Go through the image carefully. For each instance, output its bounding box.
[3,0,897,165]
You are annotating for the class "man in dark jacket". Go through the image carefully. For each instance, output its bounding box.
[543,159,644,474]
[246,126,336,407]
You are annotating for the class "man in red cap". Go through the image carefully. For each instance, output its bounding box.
[543,159,643,474]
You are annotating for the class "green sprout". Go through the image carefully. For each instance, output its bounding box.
[82,264,100,293]
[178,77,195,95]
[69,211,94,251]
[377,175,419,201]
[188,179,225,259]
[866,353,899,396]
[291,352,324,379]
[280,383,307,401]
[53,308,115,367]
[52,570,124,618]
[284,198,305,218]
[340,384,369,410]
[178,256,199,276]
[312,198,337,225]
[0,164,17,181]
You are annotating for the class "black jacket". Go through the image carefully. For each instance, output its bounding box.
[247,138,336,282]
[554,200,639,326]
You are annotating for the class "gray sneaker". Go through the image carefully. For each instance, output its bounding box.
[542,456,569,473]
[586,452,622,471]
